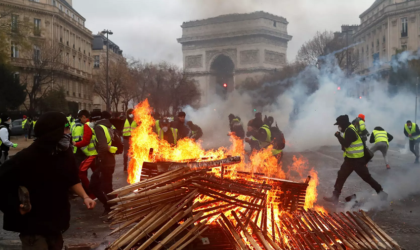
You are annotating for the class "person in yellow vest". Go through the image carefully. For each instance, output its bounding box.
[22,115,32,141]
[67,113,75,130]
[324,115,386,204]
[71,116,86,168]
[245,119,261,152]
[187,121,203,141]
[369,126,393,169]
[404,120,420,163]
[90,110,116,216]
[157,118,178,145]
[73,110,97,199]
[122,109,137,171]
[352,114,369,142]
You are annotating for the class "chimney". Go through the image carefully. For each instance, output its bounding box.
[65,0,72,6]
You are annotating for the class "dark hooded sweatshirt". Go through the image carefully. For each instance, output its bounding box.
[369,127,393,144]
[0,113,79,235]
[94,119,115,168]
[335,121,362,161]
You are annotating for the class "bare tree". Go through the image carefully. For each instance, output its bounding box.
[19,41,64,114]
[296,31,335,65]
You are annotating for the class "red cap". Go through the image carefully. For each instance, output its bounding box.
[23,115,27,119]
[358,114,365,121]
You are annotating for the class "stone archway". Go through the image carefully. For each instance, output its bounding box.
[210,54,235,97]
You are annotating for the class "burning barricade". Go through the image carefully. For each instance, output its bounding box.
[105,100,401,250]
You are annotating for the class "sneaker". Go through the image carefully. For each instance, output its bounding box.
[378,191,388,201]
[323,195,339,205]
[100,207,111,218]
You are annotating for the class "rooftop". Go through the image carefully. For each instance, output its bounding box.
[58,0,85,21]
[360,0,384,18]
[181,11,288,28]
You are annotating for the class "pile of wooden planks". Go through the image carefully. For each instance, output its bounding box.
[106,165,401,249]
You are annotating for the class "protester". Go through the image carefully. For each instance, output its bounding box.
[22,115,32,141]
[0,115,17,164]
[171,112,190,139]
[90,110,117,216]
[187,121,203,141]
[228,114,245,139]
[0,112,95,250]
[73,110,97,199]
[122,109,137,172]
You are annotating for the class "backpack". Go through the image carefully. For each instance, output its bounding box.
[270,124,285,150]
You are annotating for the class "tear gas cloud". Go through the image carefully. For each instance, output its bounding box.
[184,50,420,152]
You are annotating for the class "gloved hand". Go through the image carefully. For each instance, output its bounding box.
[334,132,341,138]
[12,143,18,148]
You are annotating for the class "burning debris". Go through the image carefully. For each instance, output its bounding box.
[106,158,401,250]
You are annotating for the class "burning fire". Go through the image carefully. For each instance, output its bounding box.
[128,99,323,209]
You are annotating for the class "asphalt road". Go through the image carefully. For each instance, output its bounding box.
[0,145,419,249]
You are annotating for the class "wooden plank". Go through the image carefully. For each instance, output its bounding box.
[360,211,402,250]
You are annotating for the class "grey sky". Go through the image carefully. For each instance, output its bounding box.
[73,0,373,67]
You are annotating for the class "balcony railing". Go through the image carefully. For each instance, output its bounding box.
[401,32,408,37]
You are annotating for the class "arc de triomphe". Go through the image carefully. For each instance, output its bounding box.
[178,11,292,105]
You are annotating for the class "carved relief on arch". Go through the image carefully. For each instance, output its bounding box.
[206,49,237,70]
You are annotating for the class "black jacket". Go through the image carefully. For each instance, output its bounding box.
[170,119,190,140]
[403,123,420,138]
[94,119,115,168]
[188,124,203,140]
[336,123,358,150]
[369,127,393,144]
[0,141,79,234]
[229,117,245,139]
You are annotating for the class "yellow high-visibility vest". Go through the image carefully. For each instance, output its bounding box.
[373,130,389,146]
[81,122,98,156]
[343,124,364,158]
[122,119,137,137]
[259,125,272,148]
[404,123,420,140]
[157,127,178,145]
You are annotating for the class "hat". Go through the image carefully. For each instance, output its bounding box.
[1,114,10,122]
[407,120,412,124]
[358,114,365,121]
[23,115,27,119]
[334,115,350,126]
[91,110,102,121]
[178,111,186,118]
[34,112,68,142]
[101,111,111,120]
[228,114,235,120]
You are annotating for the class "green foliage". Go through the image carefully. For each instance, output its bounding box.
[0,62,26,112]
[38,87,69,113]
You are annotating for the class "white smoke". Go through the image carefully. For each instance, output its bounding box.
[185,50,419,152]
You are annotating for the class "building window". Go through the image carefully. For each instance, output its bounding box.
[373,53,379,66]
[33,46,41,63]
[273,21,277,27]
[401,17,408,37]
[14,73,20,84]
[94,55,100,68]
[11,15,18,32]
[59,4,62,11]
[34,19,41,36]
[11,43,19,58]
[52,0,56,6]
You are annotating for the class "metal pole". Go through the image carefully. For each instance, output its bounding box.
[416,77,418,123]
[106,32,110,112]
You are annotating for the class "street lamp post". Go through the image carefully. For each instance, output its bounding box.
[101,29,113,112]
[416,77,419,123]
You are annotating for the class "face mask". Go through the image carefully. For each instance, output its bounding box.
[162,127,168,133]
[408,126,412,129]
[57,134,72,152]
[338,126,342,132]
[129,114,134,118]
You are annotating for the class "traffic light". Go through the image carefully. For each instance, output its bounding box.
[337,86,341,90]
[359,96,362,99]
[223,83,227,88]
[253,109,257,112]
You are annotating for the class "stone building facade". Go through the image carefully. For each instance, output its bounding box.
[1,0,94,112]
[354,0,420,76]
[178,11,292,104]
[91,33,123,111]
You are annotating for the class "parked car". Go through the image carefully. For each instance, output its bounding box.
[10,119,24,136]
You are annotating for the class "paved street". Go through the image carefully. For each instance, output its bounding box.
[0,143,419,249]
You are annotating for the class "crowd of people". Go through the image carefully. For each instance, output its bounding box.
[0,107,418,248]
[228,112,286,161]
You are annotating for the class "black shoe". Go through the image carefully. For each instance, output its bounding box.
[323,195,339,205]
[378,191,388,201]
[101,207,111,218]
